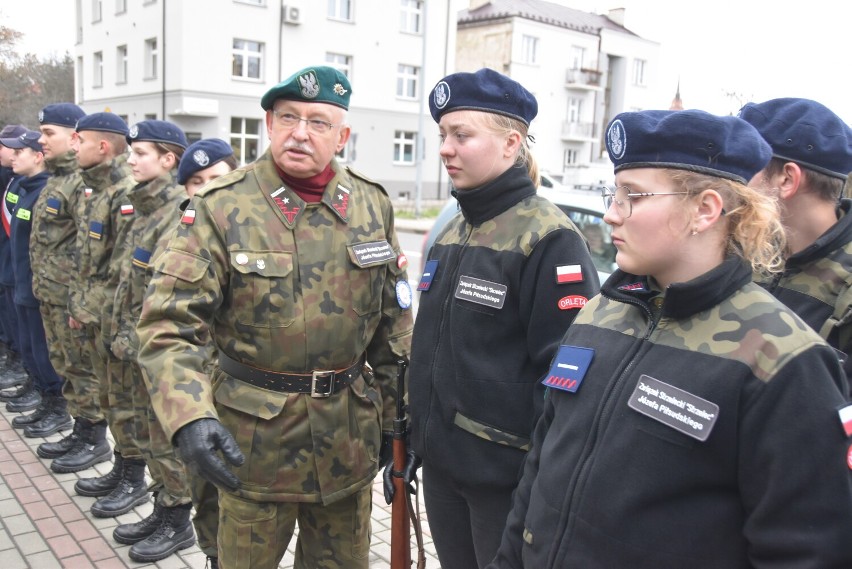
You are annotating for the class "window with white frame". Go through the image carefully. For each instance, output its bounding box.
[563,148,578,167]
[232,39,263,80]
[567,98,582,122]
[328,0,353,21]
[144,38,157,79]
[92,0,102,21]
[569,46,585,70]
[399,0,422,34]
[230,117,262,165]
[396,64,419,99]
[115,0,126,14]
[632,59,646,86]
[116,45,127,84]
[393,131,416,164]
[93,51,103,87]
[521,35,538,65]
[325,52,352,78]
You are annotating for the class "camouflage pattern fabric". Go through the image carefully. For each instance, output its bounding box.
[110,172,190,506]
[137,151,413,508]
[217,485,372,569]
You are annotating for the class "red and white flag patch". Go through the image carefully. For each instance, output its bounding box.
[556,264,583,284]
[120,204,134,215]
[839,404,852,437]
[181,209,196,225]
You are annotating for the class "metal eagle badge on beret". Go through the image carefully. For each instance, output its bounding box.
[607,119,626,160]
[193,149,210,167]
[434,82,450,110]
[299,71,320,99]
[38,110,45,123]
[128,125,139,139]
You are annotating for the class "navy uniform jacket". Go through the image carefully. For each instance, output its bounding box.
[9,171,50,307]
[0,169,21,288]
[489,257,852,568]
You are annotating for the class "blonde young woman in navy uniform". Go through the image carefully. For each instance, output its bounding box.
[398,69,600,569]
[488,109,852,568]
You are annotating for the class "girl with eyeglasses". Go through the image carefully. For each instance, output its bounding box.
[488,109,852,568]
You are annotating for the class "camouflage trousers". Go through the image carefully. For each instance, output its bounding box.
[40,302,103,421]
[121,359,191,507]
[191,476,220,557]
[80,325,143,460]
[218,485,372,569]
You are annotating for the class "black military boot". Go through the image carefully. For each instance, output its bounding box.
[50,419,112,473]
[37,417,84,459]
[128,503,195,562]
[206,557,219,569]
[23,395,73,438]
[11,393,51,429]
[75,450,123,496]
[0,376,32,401]
[90,458,149,517]
[0,352,26,390]
[5,380,42,413]
[113,499,163,544]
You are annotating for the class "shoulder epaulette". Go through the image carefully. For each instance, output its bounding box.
[195,168,248,197]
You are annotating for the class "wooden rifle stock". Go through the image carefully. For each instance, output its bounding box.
[391,358,411,569]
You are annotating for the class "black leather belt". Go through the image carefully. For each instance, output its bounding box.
[218,352,363,398]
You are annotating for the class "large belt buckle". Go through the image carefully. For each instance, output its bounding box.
[311,370,335,398]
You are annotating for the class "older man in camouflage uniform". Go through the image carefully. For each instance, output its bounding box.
[137,66,414,569]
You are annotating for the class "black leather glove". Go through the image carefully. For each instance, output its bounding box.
[383,448,422,505]
[175,418,245,492]
[379,431,393,468]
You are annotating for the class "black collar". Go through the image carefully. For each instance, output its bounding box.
[452,165,536,226]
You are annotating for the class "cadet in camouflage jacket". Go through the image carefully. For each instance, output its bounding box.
[138,148,413,501]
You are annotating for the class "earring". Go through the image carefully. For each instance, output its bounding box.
[691,228,698,236]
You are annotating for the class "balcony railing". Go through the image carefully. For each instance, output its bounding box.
[565,67,603,87]
[561,121,597,139]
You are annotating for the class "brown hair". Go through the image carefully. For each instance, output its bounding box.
[764,157,844,202]
[664,170,786,277]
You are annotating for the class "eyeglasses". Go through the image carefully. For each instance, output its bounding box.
[272,111,337,135]
[601,185,689,219]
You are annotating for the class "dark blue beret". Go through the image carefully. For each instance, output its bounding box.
[39,103,86,128]
[0,130,43,152]
[0,125,27,139]
[177,139,235,185]
[605,109,772,184]
[738,98,852,181]
[429,68,537,126]
[127,120,188,149]
[76,112,129,136]
[261,66,352,111]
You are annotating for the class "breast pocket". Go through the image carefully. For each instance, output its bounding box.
[346,244,387,316]
[230,250,296,328]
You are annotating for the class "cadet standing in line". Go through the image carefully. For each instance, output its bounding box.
[106,120,196,562]
[397,68,600,569]
[488,109,852,568]
[739,98,852,382]
[0,124,29,394]
[169,137,237,569]
[137,65,413,569]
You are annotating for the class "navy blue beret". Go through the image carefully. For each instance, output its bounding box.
[605,109,772,184]
[429,68,538,126]
[0,125,27,139]
[738,98,852,181]
[177,139,235,185]
[0,130,43,152]
[76,112,129,136]
[127,120,188,149]
[39,103,85,128]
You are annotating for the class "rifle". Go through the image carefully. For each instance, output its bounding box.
[390,358,425,569]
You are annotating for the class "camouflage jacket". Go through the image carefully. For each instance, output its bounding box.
[68,154,137,328]
[756,199,852,380]
[109,172,185,362]
[409,165,601,492]
[137,151,413,502]
[491,257,852,568]
[29,151,84,306]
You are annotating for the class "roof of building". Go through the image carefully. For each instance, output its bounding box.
[458,0,639,37]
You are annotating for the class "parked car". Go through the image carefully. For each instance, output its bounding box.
[421,181,616,282]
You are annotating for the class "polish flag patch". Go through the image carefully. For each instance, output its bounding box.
[555,264,583,284]
[181,209,196,225]
[839,404,852,437]
[120,204,134,215]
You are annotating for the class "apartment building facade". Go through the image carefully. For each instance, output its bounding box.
[74,0,657,197]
